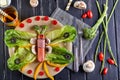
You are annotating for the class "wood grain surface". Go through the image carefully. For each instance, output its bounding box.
[0,0,120,80]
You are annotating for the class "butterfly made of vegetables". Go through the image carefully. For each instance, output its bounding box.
[4,25,77,80]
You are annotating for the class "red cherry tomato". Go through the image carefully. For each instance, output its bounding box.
[27,70,32,74]
[51,20,57,25]
[26,18,32,23]
[19,23,24,28]
[87,10,93,18]
[35,16,40,21]
[39,71,44,76]
[54,67,60,72]
[107,58,115,65]
[43,16,49,21]
[102,67,108,75]
[98,52,104,61]
[81,13,87,19]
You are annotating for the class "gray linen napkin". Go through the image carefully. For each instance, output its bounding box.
[51,8,96,72]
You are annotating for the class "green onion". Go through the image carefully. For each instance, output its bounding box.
[95,0,118,66]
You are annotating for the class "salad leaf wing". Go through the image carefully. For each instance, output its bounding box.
[4,29,37,47]
[5,37,30,47]
[45,28,63,41]
[46,25,77,44]
[7,47,36,70]
[45,46,74,64]
[5,29,37,40]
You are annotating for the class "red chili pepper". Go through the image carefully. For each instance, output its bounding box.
[102,67,108,75]
[81,13,87,19]
[107,58,115,65]
[98,52,104,61]
[87,10,93,18]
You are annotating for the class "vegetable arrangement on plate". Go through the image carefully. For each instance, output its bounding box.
[5,16,77,80]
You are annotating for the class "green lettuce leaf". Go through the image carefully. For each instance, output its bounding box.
[5,29,37,39]
[46,25,77,44]
[45,46,74,64]
[4,29,37,47]
[7,47,36,70]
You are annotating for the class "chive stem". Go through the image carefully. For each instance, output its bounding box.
[100,14,108,73]
[107,0,119,23]
[94,32,103,62]
[95,0,118,66]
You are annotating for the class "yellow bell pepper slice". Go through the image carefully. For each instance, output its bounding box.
[34,62,43,80]
[46,61,68,67]
[44,61,54,80]
[21,63,30,72]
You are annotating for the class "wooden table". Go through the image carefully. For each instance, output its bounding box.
[0,0,120,80]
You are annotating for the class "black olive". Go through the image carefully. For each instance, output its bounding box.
[63,32,69,38]
[14,58,21,64]
[45,47,49,52]
[45,46,52,54]
[10,37,16,43]
[64,54,71,60]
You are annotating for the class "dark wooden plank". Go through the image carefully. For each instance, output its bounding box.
[16,0,22,21]
[70,66,86,80]
[21,0,35,20]
[67,0,82,19]
[56,0,68,10]
[102,0,118,80]
[54,68,70,80]
[0,22,4,80]
[11,0,17,7]
[41,0,56,16]
[84,0,102,80]
[41,0,50,16]
[35,0,43,16]
[3,26,12,80]
[114,0,120,80]
[35,0,56,16]
[48,0,57,16]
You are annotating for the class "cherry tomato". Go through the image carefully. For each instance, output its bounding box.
[27,70,32,74]
[81,13,87,19]
[26,18,32,23]
[102,67,108,75]
[51,20,57,25]
[35,16,40,21]
[19,23,24,28]
[87,10,93,18]
[107,58,115,65]
[39,71,44,76]
[43,16,49,21]
[54,67,60,72]
[98,52,104,61]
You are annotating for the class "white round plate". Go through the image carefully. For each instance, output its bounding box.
[8,16,72,79]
